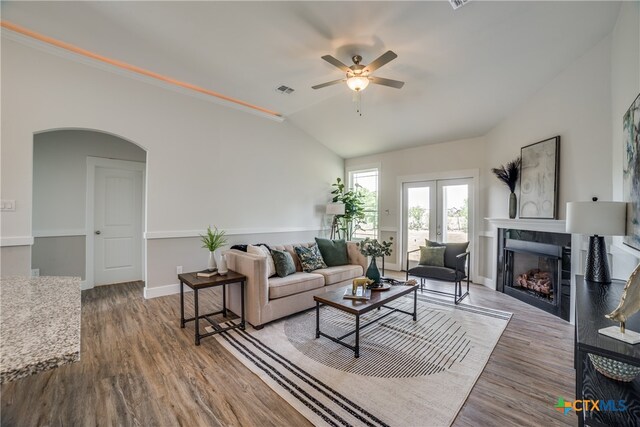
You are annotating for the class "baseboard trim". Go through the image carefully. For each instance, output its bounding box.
[80,280,93,290]
[144,283,191,299]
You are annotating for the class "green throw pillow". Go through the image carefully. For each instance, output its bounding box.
[314,238,348,267]
[294,245,327,272]
[419,246,445,267]
[271,249,296,278]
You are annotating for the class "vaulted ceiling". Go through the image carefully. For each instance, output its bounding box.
[2,1,621,158]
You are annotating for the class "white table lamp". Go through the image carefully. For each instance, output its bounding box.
[566,199,626,284]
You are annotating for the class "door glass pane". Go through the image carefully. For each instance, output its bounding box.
[407,187,430,261]
[442,184,468,243]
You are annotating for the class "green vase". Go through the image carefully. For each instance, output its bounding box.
[366,257,381,284]
[509,192,517,219]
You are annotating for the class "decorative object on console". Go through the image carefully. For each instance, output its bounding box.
[519,136,560,219]
[623,92,640,251]
[599,262,640,345]
[330,177,366,241]
[491,156,521,219]
[357,237,393,284]
[588,353,640,382]
[566,198,627,284]
[326,203,346,240]
[200,226,227,271]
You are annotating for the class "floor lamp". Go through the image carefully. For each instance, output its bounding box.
[326,203,345,239]
[566,199,626,284]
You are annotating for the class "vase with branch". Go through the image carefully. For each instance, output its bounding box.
[491,157,521,219]
[357,237,393,284]
[200,226,228,271]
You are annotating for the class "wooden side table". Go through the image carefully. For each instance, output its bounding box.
[178,270,246,345]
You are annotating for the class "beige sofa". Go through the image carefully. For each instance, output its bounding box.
[225,242,367,328]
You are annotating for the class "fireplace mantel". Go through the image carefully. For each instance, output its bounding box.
[486,218,567,234]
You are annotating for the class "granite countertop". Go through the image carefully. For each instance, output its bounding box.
[1,276,81,383]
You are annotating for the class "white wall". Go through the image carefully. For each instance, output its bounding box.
[610,1,640,277]
[345,136,485,274]
[33,130,146,234]
[1,39,343,290]
[30,130,146,279]
[484,35,613,222]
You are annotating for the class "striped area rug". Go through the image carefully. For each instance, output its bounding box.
[213,293,511,427]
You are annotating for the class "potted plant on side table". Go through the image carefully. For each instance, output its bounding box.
[200,226,228,272]
[357,237,393,285]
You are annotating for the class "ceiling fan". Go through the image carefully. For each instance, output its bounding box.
[312,50,405,92]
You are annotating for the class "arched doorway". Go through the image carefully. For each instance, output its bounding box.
[32,129,147,289]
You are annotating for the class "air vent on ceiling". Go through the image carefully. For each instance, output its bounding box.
[449,0,472,10]
[275,85,295,95]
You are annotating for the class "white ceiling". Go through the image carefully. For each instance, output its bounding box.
[2,1,621,158]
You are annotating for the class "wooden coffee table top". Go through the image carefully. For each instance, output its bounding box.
[314,284,418,315]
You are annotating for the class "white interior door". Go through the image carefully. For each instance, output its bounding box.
[402,178,473,269]
[92,160,144,286]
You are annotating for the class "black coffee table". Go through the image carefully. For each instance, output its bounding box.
[313,282,418,358]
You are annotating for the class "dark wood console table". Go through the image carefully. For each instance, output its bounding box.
[575,275,640,426]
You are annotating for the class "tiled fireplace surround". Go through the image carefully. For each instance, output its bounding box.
[487,218,580,324]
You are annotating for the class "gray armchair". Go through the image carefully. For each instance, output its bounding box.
[406,242,470,304]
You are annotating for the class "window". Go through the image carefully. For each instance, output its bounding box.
[348,168,379,239]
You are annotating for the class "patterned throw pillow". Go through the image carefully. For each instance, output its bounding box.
[294,245,327,272]
[419,246,445,267]
[271,249,296,278]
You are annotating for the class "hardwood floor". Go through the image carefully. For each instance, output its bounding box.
[1,276,575,426]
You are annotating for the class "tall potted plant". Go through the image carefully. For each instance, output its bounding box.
[357,237,393,284]
[330,177,366,240]
[491,157,521,219]
[200,226,227,271]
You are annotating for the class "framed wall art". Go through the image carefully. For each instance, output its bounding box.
[623,92,640,251]
[519,136,560,219]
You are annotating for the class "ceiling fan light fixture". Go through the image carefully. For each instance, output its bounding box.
[346,76,370,92]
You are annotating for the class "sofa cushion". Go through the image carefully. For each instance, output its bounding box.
[425,240,469,270]
[294,245,327,272]
[419,246,445,267]
[315,238,349,267]
[268,272,325,299]
[271,249,296,278]
[247,244,276,277]
[408,265,466,282]
[314,265,363,285]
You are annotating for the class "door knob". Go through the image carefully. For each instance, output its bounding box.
[95,230,101,235]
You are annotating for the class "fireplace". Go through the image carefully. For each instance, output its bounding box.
[496,229,571,321]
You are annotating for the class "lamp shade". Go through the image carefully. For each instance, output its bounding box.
[326,203,345,215]
[566,201,627,236]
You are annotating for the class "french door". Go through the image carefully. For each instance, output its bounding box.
[402,178,473,267]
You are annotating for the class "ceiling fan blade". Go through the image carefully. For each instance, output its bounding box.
[364,50,398,72]
[369,76,405,89]
[321,55,350,72]
[312,78,346,90]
